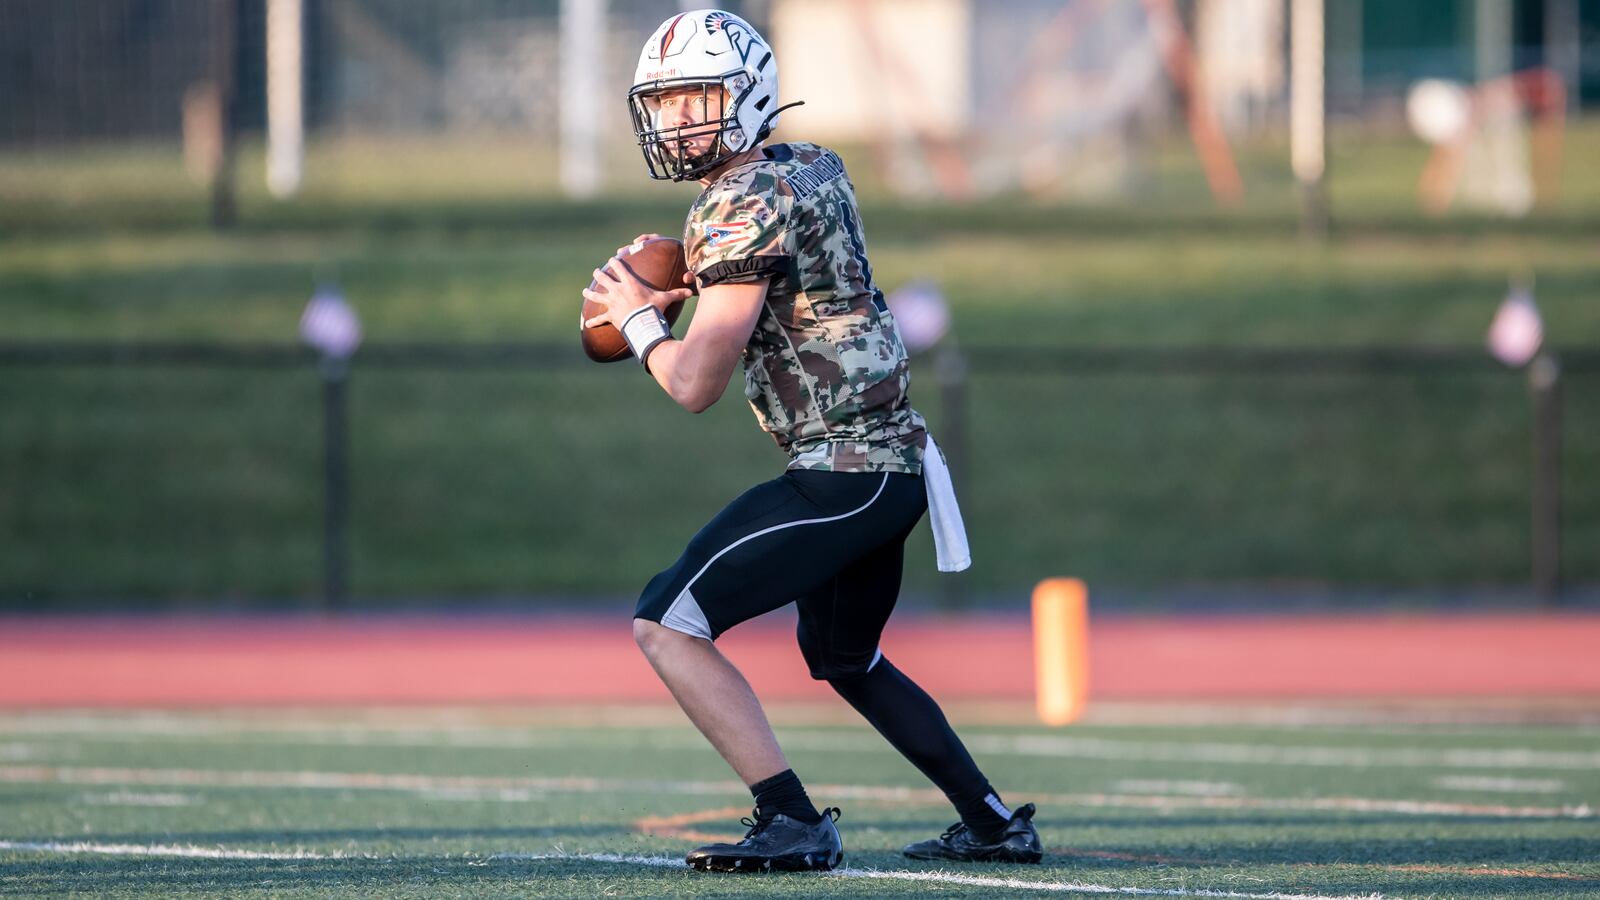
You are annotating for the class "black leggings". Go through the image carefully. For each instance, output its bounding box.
[634,469,925,679]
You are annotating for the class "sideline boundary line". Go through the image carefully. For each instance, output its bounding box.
[0,841,1392,899]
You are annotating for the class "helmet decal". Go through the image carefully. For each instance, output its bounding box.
[703,11,761,64]
[656,13,689,62]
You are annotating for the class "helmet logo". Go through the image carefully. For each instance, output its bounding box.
[704,11,762,64]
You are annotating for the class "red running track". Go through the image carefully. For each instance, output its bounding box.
[2,612,1598,706]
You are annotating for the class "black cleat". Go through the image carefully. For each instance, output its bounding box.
[902,802,1043,864]
[685,807,844,873]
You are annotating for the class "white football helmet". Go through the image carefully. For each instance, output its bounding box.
[629,9,794,181]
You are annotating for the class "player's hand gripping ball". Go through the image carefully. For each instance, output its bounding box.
[580,236,693,363]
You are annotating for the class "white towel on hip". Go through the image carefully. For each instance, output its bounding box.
[923,435,971,573]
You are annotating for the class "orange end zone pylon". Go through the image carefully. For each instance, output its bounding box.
[1032,578,1089,725]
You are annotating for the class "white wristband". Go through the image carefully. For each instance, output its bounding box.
[620,305,672,365]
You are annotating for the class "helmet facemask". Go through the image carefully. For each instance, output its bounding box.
[629,72,758,182]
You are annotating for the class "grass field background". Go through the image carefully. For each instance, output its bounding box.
[2,703,1597,898]
[3,124,1599,603]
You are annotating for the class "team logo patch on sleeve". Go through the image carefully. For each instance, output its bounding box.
[702,220,754,248]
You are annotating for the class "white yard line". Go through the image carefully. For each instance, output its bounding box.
[418,787,545,803]
[954,734,1600,771]
[1432,775,1567,794]
[1054,793,1593,819]
[1079,701,1600,729]
[0,764,747,798]
[0,742,81,762]
[0,842,1392,899]
[503,853,1392,898]
[7,716,1598,772]
[0,716,581,748]
[0,840,334,860]
[831,867,1389,899]
[1111,780,1245,796]
[78,791,197,807]
[1,765,1590,820]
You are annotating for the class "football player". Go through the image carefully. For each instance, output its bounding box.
[582,9,1041,873]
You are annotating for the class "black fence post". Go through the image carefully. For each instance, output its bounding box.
[320,355,350,610]
[1529,353,1562,604]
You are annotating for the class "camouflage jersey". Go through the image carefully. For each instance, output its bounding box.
[682,142,927,474]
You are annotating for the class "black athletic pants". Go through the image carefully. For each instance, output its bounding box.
[634,469,924,679]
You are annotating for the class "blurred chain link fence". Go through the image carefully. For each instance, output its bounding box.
[2,342,1595,607]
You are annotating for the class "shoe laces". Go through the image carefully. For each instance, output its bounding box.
[740,807,776,838]
[939,821,968,841]
[739,806,841,838]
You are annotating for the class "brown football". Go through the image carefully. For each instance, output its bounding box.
[581,237,691,363]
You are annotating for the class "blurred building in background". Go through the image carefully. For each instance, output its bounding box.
[1,0,1594,199]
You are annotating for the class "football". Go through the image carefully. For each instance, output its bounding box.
[581,237,691,363]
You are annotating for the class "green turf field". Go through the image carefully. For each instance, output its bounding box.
[3,126,1599,603]
[1,704,1596,898]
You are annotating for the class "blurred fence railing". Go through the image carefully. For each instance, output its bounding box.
[9,340,1597,371]
[3,340,1595,609]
